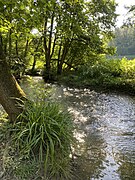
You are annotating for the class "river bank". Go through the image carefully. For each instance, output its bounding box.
[57,58,135,96]
[0,77,135,179]
[57,72,135,96]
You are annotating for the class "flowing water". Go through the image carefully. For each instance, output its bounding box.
[1,76,135,180]
[52,83,135,180]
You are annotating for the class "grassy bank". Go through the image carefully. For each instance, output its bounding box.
[0,97,74,180]
[59,58,135,95]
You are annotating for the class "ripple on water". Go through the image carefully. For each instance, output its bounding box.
[59,87,135,180]
[18,79,135,180]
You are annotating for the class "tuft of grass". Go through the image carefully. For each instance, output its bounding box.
[10,99,74,179]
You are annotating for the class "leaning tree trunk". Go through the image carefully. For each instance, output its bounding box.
[0,35,26,122]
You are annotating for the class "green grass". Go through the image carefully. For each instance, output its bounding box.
[0,98,74,180]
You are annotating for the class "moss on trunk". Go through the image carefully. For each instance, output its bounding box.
[0,36,26,122]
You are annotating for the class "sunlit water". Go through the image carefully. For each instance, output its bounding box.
[1,76,135,180]
[53,84,135,180]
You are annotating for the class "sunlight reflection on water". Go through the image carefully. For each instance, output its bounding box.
[19,77,135,180]
[55,85,135,180]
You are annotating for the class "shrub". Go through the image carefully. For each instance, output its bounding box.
[70,57,135,94]
[78,57,135,79]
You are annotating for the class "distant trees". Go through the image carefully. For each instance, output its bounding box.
[112,27,135,56]
[111,3,135,56]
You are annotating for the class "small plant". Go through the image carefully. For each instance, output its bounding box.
[10,99,74,179]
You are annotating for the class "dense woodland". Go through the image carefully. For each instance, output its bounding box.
[0,0,135,179]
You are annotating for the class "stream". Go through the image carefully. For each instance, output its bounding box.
[52,81,135,180]
[0,76,135,180]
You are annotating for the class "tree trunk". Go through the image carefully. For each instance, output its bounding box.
[31,37,42,74]
[57,39,70,75]
[43,5,56,81]
[15,39,19,57]
[22,39,29,75]
[43,18,50,81]
[0,34,26,122]
[8,28,12,64]
[57,43,62,75]
[31,55,36,74]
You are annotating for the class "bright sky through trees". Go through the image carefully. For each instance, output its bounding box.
[116,0,135,27]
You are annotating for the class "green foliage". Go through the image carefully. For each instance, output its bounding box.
[60,57,135,94]
[10,99,74,179]
[0,0,117,78]
[13,160,40,180]
[111,26,135,56]
[79,57,135,80]
[0,15,11,32]
[120,58,135,77]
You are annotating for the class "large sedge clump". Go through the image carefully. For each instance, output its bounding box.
[11,99,74,179]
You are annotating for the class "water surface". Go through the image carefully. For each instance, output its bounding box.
[51,83,135,180]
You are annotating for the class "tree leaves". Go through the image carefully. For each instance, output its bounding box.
[0,0,117,77]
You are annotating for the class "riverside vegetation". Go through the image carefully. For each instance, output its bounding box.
[59,57,135,95]
[0,95,74,180]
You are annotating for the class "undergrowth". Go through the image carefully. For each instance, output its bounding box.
[59,57,135,94]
